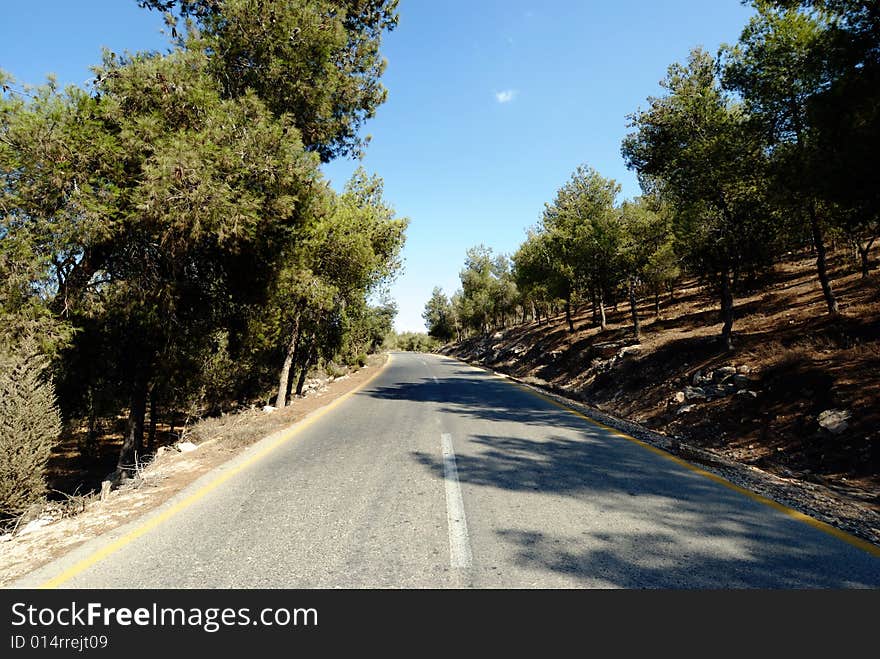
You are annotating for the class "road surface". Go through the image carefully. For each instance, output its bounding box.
[19,352,880,588]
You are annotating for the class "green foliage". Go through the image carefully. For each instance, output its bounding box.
[0,0,404,479]
[139,0,399,161]
[513,230,565,319]
[422,287,456,342]
[453,245,519,335]
[722,1,880,294]
[385,331,439,353]
[262,167,406,406]
[547,166,622,309]
[623,48,775,346]
[0,338,61,517]
[324,361,347,379]
[618,197,679,294]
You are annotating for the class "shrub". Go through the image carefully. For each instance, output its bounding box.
[0,342,62,517]
[325,361,346,379]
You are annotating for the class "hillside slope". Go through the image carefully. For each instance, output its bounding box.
[443,250,879,517]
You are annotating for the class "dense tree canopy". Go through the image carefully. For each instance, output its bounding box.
[422,287,456,342]
[0,0,402,492]
[139,0,399,161]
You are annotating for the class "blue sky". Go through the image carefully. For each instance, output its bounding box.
[1,0,755,332]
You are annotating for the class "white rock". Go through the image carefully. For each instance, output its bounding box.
[618,345,642,358]
[672,391,686,404]
[736,389,758,398]
[262,405,277,413]
[818,409,851,435]
[676,404,696,415]
[18,517,53,536]
[684,386,707,400]
[176,441,199,452]
[100,480,112,502]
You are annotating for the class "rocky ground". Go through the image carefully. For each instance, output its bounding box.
[443,249,880,547]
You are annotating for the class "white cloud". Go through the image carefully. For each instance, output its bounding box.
[495,89,517,104]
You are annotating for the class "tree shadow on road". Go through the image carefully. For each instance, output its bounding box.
[363,374,879,587]
[430,433,880,587]
[491,524,877,588]
[362,373,587,429]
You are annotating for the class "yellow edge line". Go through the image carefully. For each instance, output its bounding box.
[39,354,393,589]
[458,358,880,559]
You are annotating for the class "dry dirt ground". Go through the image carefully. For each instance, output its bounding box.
[445,247,880,547]
[0,355,386,587]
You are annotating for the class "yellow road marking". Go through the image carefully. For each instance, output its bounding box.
[457,358,880,559]
[39,354,393,589]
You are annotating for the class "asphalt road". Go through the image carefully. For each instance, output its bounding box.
[19,352,880,588]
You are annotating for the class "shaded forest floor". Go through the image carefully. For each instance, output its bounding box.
[444,248,880,522]
[42,362,376,502]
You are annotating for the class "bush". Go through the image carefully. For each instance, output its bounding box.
[325,361,346,379]
[385,331,439,352]
[342,352,368,368]
[0,342,61,517]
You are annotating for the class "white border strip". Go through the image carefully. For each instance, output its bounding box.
[441,433,473,569]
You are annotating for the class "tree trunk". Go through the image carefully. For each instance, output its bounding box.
[598,292,607,331]
[294,364,309,397]
[275,315,301,408]
[628,279,640,339]
[654,289,660,318]
[294,341,317,397]
[858,236,875,278]
[564,297,575,333]
[720,267,734,352]
[809,204,839,314]
[117,371,149,475]
[147,393,157,450]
